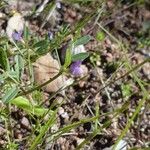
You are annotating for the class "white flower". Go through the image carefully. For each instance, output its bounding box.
[72,45,86,55]
[6,12,24,42]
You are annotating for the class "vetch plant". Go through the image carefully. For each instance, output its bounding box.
[0,1,149,149]
[62,36,90,76]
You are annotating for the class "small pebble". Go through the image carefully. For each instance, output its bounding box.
[21,117,30,130]
[61,112,69,119]
[0,126,6,136]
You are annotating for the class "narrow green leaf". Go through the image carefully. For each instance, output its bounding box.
[121,84,131,98]
[0,37,8,46]
[14,55,24,80]
[36,45,49,55]
[32,39,49,55]
[9,96,49,116]
[74,35,91,47]
[0,47,10,71]
[33,40,48,48]
[0,74,4,81]
[2,86,19,103]
[72,52,89,61]
[64,48,72,68]
[29,110,57,150]
[24,25,29,41]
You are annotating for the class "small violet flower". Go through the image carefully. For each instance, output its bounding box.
[12,30,23,41]
[70,61,83,76]
[48,31,53,40]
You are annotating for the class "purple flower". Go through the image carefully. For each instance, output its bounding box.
[48,31,53,40]
[70,61,83,76]
[12,30,23,41]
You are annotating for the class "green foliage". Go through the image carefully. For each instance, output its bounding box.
[72,52,89,61]
[63,35,90,68]
[0,47,10,71]
[64,47,72,68]
[0,0,7,9]
[90,52,101,65]
[29,110,57,150]
[32,90,43,103]
[0,0,149,149]
[96,31,105,41]
[63,0,93,5]
[74,35,92,47]
[121,84,132,98]
[2,86,19,103]
[33,39,49,55]
[24,25,30,41]
[14,55,24,80]
[6,142,19,150]
[10,96,49,116]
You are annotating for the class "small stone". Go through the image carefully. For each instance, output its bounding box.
[58,107,64,115]
[96,60,101,66]
[16,124,21,129]
[14,130,22,139]
[21,117,30,130]
[0,12,6,19]
[0,140,6,145]
[61,112,69,119]
[58,107,69,119]
[105,38,112,47]
[79,80,86,88]
[76,138,84,145]
[142,63,150,80]
[67,9,77,18]
[57,96,64,104]
[51,124,58,132]
[106,53,113,62]
[107,0,115,8]
[0,126,6,136]
[17,133,23,139]
[80,65,88,77]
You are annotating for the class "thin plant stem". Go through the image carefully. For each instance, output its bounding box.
[97,58,150,94]
[18,71,63,96]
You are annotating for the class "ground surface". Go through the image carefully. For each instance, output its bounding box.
[0,0,150,150]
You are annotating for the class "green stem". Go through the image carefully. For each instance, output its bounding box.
[113,96,147,150]
[97,58,150,93]
[18,71,63,96]
[113,60,149,149]
[29,110,57,150]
